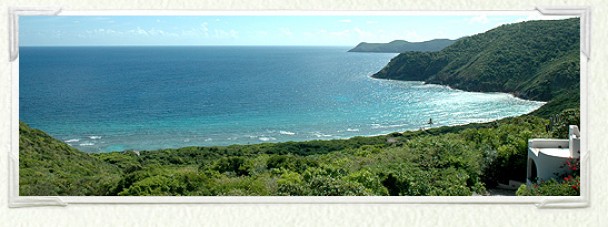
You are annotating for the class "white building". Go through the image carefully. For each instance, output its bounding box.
[526,125,580,185]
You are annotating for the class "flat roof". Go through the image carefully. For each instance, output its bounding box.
[529,147,571,158]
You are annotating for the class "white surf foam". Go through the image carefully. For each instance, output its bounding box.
[279,130,296,135]
[312,132,332,138]
[64,139,80,143]
[371,123,409,129]
[258,137,276,142]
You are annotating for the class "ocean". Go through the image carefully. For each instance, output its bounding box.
[19,46,545,152]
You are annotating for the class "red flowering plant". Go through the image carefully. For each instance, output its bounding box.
[559,154,581,193]
[516,152,581,196]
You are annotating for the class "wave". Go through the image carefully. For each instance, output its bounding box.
[312,132,332,138]
[64,139,80,143]
[371,123,410,129]
[258,137,277,142]
[89,136,102,140]
[346,128,360,132]
[279,130,296,135]
[79,142,95,146]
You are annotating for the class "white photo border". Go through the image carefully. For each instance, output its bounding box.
[7,7,591,208]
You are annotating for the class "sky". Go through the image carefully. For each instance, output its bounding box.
[19,13,574,46]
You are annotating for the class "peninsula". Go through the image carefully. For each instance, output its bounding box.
[348,39,456,53]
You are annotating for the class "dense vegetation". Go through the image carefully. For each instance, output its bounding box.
[373,18,580,117]
[19,18,581,196]
[348,39,456,53]
[19,122,122,196]
[101,116,550,196]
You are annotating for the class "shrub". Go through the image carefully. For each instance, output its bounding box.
[517,156,580,196]
[549,108,580,138]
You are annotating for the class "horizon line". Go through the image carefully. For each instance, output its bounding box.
[19,44,356,48]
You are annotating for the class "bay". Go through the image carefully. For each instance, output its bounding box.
[19,46,544,152]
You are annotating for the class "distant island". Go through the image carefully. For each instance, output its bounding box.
[347,39,457,53]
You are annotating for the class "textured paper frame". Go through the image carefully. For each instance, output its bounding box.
[7,7,591,208]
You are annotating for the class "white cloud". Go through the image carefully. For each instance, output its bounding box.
[468,15,490,24]
[84,27,182,39]
[87,28,121,35]
[132,27,149,36]
[146,28,179,37]
[201,22,209,37]
[213,29,239,39]
[352,27,373,40]
[147,29,163,36]
[81,28,120,39]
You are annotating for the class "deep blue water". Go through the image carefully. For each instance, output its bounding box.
[19,46,544,152]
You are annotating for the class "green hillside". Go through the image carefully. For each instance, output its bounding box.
[19,110,579,196]
[372,18,580,116]
[348,39,457,53]
[19,108,580,196]
[19,122,122,196]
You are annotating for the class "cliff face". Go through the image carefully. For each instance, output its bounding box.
[372,18,580,116]
[348,39,456,53]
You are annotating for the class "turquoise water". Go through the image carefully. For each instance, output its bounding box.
[19,46,544,152]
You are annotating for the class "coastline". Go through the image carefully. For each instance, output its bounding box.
[60,108,542,154]
[369,75,548,105]
[51,77,545,153]
[60,104,545,153]
[24,76,544,153]
[368,73,574,119]
[20,110,556,196]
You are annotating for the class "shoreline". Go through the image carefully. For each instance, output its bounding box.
[67,110,542,154]
[369,75,549,104]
